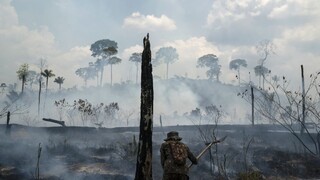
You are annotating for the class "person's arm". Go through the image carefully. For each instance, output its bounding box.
[187,146,198,165]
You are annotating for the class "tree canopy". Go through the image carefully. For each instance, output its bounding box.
[229,59,247,85]
[254,65,270,77]
[54,76,65,90]
[16,63,29,93]
[90,39,120,86]
[229,59,247,70]
[90,39,118,58]
[129,52,142,64]
[75,67,96,86]
[41,69,55,91]
[154,46,179,79]
[197,54,221,82]
[129,52,142,84]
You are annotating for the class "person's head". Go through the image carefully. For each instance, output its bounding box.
[164,131,182,141]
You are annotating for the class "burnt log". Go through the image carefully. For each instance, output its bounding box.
[42,118,65,127]
[135,33,154,180]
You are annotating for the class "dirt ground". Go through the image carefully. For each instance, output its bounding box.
[0,124,319,180]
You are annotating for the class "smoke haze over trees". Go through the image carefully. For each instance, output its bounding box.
[1,1,320,179]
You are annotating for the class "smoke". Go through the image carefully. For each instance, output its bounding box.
[1,76,252,128]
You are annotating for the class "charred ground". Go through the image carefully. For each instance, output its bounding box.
[0,124,319,180]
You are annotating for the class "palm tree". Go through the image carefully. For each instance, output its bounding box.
[54,76,65,90]
[16,63,29,94]
[41,69,55,92]
[129,52,142,84]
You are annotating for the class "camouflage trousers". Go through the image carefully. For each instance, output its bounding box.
[163,173,189,180]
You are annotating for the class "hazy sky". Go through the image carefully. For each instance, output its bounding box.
[1,0,319,89]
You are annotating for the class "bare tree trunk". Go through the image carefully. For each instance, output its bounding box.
[38,78,42,116]
[262,74,265,90]
[110,64,113,86]
[251,86,254,126]
[21,77,25,94]
[46,77,48,92]
[238,68,241,86]
[166,63,169,80]
[43,77,48,114]
[96,71,99,87]
[135,34,154,180]
[301,65,306,134]
[35,143,42,180]
[100,67,104,87]
[259,75,261,88]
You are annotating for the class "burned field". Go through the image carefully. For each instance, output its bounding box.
[0,124,319,180]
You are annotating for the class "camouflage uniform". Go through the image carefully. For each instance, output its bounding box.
[161,131,198,180]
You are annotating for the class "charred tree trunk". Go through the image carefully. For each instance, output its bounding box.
[5,111,11,136]
[317,132,320,157]
[38,78,42,116]
[135,33,153,180]
[35,143,42,180]
[301,65,306,134]
[251,86,254,126]
[21,76,26,94]
[42,118,66,127]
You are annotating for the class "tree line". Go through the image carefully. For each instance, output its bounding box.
[12,39,275,93]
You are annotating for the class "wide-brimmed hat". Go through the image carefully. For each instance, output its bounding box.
[164,131,182,141]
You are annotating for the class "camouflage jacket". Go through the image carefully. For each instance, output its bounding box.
[160,140,197,175]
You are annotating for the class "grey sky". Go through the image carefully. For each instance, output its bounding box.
[1,0,319,89]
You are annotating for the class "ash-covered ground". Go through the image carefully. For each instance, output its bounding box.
[0,124,319,180]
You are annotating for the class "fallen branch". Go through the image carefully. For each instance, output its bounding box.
[42,118,66,127]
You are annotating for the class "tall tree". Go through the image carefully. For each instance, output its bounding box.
[26,70,37,90]
[41,69,55,92]
[89,61,100,87]
[256,40,275,89]
[90,39,118,86]
[155,46,179,79]
[16,63,29,94]
[75,66,96,86]
[229,59,247,85]
[37,59,46,116]
[129,52,142,84]
[41,69,54,113]
[54,76,65,90]
[197,54,221,82]
[254,65,270,88]
[135,33,154,180]
[108,56,122,86]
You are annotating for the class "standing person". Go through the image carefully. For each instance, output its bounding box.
[160,131,198,180]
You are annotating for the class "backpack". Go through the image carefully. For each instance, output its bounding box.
[169,141,188,165]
